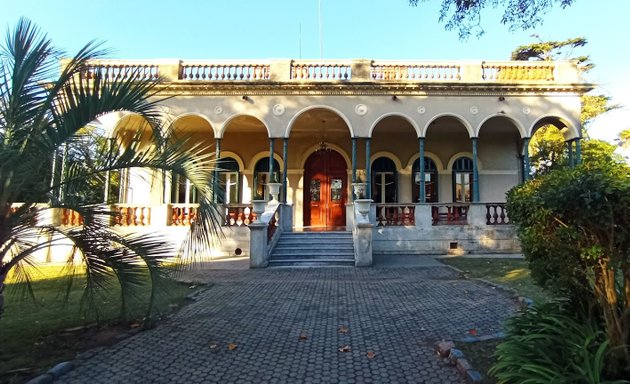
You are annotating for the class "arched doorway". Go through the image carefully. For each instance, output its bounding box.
[303,149,347,229]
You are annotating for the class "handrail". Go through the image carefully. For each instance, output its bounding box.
[375,204,415,226]
[431,203,469,225]
[486,203,510,225]
[224,204,257,226]
[75,59,581,85]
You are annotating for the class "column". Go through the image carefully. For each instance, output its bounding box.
[567,139,574,168]
[282,138,288,203]
[471,137,480,202]
[575,138,582,165]
[213,138,221,202]
[365,138,371,199]
[269,138,275,181]
[523,137,530,182]
[418,137,426,202]
[351,137,357,200]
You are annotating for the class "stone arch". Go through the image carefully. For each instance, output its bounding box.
[369,151,403,170]
[170,112,216,137]
[220,113,271,138]
[423,113,475,138]
[447,152,483,170]
[299,144,351,170]
[477,113,526,138]
[369,112,421,137]
[247,151,284,173]
[530,114,581,140]
[405,152,444,171]
[218,150,245,171]
[286,105,354,138]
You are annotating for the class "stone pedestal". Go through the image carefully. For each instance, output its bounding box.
[248,222,268,268]
[354,223,373,267]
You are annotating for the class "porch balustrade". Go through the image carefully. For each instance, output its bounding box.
[290,60,352,80]
[224,204,257,227]
[180,61,270,81]
[375,204,415,226]
[76,59,579,84]
[170,204,198,226]
[115,204,151,226]
[61,208,84,226]
[485,203,510,225]
[370,62,460,81]
[431,204,469,225]
[267,207,280,242]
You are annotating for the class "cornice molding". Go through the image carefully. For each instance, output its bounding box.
[154,81,592,98]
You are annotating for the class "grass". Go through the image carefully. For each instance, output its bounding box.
[0,265,200,384]
[440,257,552,304]
[439,257,554,383]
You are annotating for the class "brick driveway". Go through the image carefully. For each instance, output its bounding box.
[60,259,517,383]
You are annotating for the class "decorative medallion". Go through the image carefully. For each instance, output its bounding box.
[355,104,368,116]
[214,106,223,115]
[272,104,285,116]
[522,107,531,115]
[470,106,479,115]
[417,106,426,114]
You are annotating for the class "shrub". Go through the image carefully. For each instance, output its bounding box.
[506,162,630,376]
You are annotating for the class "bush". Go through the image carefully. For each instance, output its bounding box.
[506,162,630,376]
[490,303,627,384]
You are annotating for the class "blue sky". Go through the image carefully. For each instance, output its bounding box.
[2,0,628,142]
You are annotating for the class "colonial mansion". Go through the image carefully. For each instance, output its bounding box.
[61,58,589,267]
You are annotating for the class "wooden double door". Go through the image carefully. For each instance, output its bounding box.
[304,150,347,229]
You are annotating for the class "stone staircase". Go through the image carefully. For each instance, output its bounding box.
[268,231,355,267]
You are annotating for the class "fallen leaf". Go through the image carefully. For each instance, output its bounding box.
[338,345,351,353]
[367,351,377,360]
[209,342,218,349]
[338,325,349,334]
[228,343,238,350]
[468,329,478,336]
[298,333,308,341]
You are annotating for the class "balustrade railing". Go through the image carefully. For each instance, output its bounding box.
[291,61,351,80]
[114,205,151,226]
[170,204,198,226]
[84,62,159,81]
[371,63,460,81]
[180,61,270,81]
[77,59,578,85]
[375,204,415,226]
[224,204,256,226]
[486,203,510,225]
[431,204,469,225]
[267,207,280,242]
[61,208,84,226]
[482,62,555,82]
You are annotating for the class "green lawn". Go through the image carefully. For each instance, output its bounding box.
[440,257,551,304]
[439,257,553,384]
[0,265,199,384]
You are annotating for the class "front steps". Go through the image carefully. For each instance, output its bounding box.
[268,231,355,267]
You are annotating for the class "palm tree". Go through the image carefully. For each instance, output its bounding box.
[0,18,222,323]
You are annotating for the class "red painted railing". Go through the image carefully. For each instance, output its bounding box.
[375,204,415,226]
[224,204,257,226]
[431,204,469,225]
[170,204,197,226]
[115,205,151,226]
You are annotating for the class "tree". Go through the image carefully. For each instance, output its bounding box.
[409,0,576,39]
[0,19,222,323]
[617,129,630,150]
[509,36,618,175]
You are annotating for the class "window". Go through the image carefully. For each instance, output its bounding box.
[371,157,397,203]
[253,158,281,200]
[171,174,198,204]
[452,157,473,203]
[218,157,240,204]
[412,157,438,202]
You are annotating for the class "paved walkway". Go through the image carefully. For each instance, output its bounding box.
[60,259,518,383]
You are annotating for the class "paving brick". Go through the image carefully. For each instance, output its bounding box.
[57,266,517,384]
